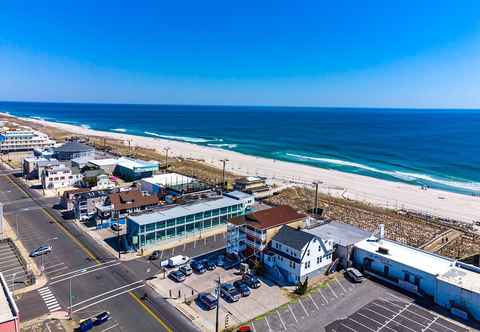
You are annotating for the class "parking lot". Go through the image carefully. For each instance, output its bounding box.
[0,240,29,291]
[240,276,473,332]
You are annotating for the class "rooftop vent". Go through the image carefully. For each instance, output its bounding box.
[378,247,389,255]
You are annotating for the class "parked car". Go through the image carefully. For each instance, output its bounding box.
[168,255,190,267]
[220,283,241,302]
[197,292,218,310]
[345,268,365,283]
[149,250,161,260]
[169,270,186,282]
[216,255,225,267]
[30,245,52,257]
[243,273,261,289]
[233,280,251,297]
[205,259,216,271]
[179,264,193,276]
[93,311,110,326]
[191,260,206,274]
[111,223,122,231]
[78,318,94,332]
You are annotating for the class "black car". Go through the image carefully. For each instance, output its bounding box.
[205,259,216,271]
[191,260,206,274]
[94,311,111,326]
[345,268,365,283]
[197,292,218,310]
[169,270,186,282]
[149,250,161,260]
[220,283,241,302]
[233,280,251,297]
[243,273,261,289]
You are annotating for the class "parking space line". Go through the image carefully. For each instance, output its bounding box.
[386,292,410,304]
[101,323,120,332]
[203,237,206,245]
[0,257,20,264]
[288,304,298,323]
[327,282,338,298]
[380,297,406,310]
[264,316,272,332]
[1,265,24,274]
[335,278,347,293]
[318,288,328,304]
[298,299,309,317]
[340,322,356,331]
[379,303,416,332]
[276,310,286,330]
[193,240,196,249]
[183,243,186,251]
[171,247,175,255]
[348,317,376,331]
[0,263,23,273]
[160,250,164,259]
[308,294,319,310]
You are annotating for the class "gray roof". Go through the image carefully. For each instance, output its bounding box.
[129,196,240,225]
[272,225,315,250]
[305,221,371,247]
[224,190,253,200]
[55,142,94,153]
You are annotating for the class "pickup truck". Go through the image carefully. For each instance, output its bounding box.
[168,255,190,267]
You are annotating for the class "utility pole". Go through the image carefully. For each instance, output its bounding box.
[313,181,322,217]
[164,147,170,170]
[215,276,221,332]
[220,159,228,191]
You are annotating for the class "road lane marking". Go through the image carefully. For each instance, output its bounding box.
[101,323,120,332]
[46,266,69,275]
[129,291,173,332]
[72,285,145,313]
[70,280,144,308]
[44,262,65,270]
[50,261,120,282]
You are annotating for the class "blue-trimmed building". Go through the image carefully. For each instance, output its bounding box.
[127,195,246,249]
[114,157,159,182]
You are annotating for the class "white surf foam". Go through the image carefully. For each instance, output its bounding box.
[112,128,127,132]
[144,131,212,143]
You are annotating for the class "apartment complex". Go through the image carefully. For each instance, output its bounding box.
[127,195,246,249]
[226,205,306,258]
[0,127,54,152]
[41,164,82,189]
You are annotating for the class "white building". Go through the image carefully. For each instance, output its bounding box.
[0,127,54,152]
[223,191,255,210]
[41,164,82,189]
[353,237,480,320]
[264,225,333,285]
[139,173,195,195]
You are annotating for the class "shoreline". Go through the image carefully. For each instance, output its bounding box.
[8,114,480,224]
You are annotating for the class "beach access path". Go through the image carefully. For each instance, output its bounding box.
[23,116,480,225]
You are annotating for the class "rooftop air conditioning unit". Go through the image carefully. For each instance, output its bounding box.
[378,247,389,255]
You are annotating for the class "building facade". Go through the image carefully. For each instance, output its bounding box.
[53,141,95,161]
[0,272,20,332]
[264,225,333,284]
[226,205,306,258]
[223,191,255,210]
[0,127,54,152]
[73,189,111,221]
[114,157,159,182]
[23,157,60,180]
[127,195,246,249]
[234,176,270,195]
[41,165,82,189]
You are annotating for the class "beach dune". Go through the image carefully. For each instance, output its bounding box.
[22,117,480,225]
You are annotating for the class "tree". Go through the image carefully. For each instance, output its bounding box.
[295,277,309,295]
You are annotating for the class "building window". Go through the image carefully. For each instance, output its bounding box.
[305,261,310,269]
[167,219,175,227]
[307,249,310,256]
[176,217,185,225]
[317,257,322,264]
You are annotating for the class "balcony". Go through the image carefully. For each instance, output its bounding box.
[242,228,266,241]
[244,238,266,251]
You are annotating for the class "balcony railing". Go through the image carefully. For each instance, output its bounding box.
[242,228,266,241]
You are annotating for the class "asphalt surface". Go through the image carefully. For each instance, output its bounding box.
[0,168,199,332]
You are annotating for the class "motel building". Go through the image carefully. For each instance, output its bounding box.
[353,236,480,320]
[126,195,246,249]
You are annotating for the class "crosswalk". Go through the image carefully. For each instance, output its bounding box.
[38,286,62,312]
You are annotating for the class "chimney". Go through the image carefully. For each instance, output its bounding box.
[379,224,384,240]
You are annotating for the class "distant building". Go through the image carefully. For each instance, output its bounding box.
[114,157,159,182]
[263,225,333,284]
[226,205,306,258]
[234,176,270,195]
[41,164,82,189]
[60,188,90,210]
[139,173,195,195]
[53,141,95,161]
[353,236,480,320]
[92,174,115,190]
[81,169,106,188]
[101,189,160,221]
[0,272,20,332]
[88,158,119,175]
[127,195,246,249]
[0,127,54,152]
[71,157,91,169]
[305,221,370,269]
[73,189,111,221]
[22,157,59,180]
[223,190,255,210]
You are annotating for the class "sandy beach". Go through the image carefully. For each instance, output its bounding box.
[17,116,480,225]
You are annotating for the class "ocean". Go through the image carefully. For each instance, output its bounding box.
[1,101,480,196]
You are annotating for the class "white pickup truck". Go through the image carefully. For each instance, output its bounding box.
[168,255,190,267]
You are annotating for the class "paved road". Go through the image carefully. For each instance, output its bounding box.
[0,169,199,332]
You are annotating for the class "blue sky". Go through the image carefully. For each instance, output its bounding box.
[1,1,480,107]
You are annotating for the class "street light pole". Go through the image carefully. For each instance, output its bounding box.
[220,159,228,191]
[164,147,170,170]
[215,276,221,332]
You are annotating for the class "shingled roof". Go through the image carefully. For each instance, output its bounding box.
[108,190,159,211]
[272,225,315,250]
[229,205,305,230]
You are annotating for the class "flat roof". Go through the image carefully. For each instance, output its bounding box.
[438,265,480,294]
[129,196,240,225]
[354,238,454,276]
[117,157,159,170]
[224,190,254,200]
[89,158,119,166]
[0,273,18,324]
[142,173,194,186]
[305,221,371,246]
[54,141,94,153]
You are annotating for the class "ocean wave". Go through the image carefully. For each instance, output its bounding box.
[207,143,238,149]
[144,131,213,143]
[80,124,91,129]
[112,128,127,133]
[285,153,480,192]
